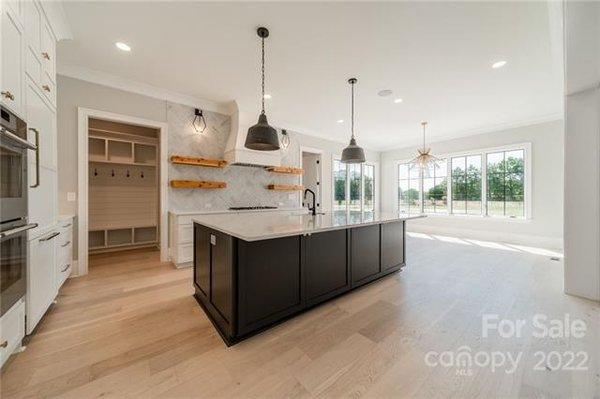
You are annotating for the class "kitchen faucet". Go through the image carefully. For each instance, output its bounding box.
[304,189,316,216]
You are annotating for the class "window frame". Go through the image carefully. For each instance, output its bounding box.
[395,143,532,220]
[332,156,378,213]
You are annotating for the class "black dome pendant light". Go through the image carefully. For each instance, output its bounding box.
[341,78,366,163]
[245,27,280,151]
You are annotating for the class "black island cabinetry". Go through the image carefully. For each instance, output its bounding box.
[193,220,406,345]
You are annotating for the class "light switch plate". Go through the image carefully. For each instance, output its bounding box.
[67,192,76,202]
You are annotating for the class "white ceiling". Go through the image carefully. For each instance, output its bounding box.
[58,1,563,151]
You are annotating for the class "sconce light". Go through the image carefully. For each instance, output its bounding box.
[280,129,290,149]
[193,108,207,133]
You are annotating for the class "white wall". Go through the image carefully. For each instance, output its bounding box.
[563,1,600,301]
[381,120,564,249]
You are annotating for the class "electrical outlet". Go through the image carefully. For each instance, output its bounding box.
[67,192,76,202]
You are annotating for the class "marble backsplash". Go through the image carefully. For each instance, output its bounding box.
[167,102,302,212]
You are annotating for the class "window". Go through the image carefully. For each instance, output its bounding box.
[423,160,448,214]
[333,160,376,213]
[333,160,347,211]
[363,164,375,212]
[486,149,524,217]
[451,155,481,215]
[397,145,528,218]
[398,163,422,214]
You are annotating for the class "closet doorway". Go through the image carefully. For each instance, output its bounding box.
[77,108,168,276]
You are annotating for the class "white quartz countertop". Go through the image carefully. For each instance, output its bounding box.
[192,211,425,241]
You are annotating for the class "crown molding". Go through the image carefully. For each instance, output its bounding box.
[57,64,234,115]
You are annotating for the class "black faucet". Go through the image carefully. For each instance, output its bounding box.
[304,188,316,216]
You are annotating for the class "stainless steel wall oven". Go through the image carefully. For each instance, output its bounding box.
[1,106,38,316]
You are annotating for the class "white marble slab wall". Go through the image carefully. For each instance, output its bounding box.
[167,102,301,212]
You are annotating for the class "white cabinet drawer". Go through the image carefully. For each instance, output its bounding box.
[55,260,71,289]
[0,299,25,368]
[1,9,25,117]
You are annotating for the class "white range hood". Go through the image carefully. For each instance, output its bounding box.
[224,102,281,167]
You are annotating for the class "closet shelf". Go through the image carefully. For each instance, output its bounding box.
[90,160,156,167]
[170,180,227,189]
[265,166,304,175]
[267,184,304,191]
[170,155,227,168]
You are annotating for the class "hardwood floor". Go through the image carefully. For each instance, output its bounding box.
[1,236,599,398]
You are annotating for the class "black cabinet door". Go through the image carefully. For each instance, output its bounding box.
[194,224,211,298]
[304,230,349,306]
[210,230,233,323]
[381,221,405,271]
[351,224,381,286]
[237,236,303,336]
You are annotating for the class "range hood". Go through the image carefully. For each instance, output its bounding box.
[224,102,281,167]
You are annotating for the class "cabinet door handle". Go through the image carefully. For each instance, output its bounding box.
[61,264,70,273]
[61,240,71,248]
[28,128,40,188]
[0,341,7,349]
[39,231,60,242]
[1,91,15,101]
[41,52,50,60]
[42,85,51,92]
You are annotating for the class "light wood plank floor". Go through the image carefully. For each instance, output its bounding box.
[1,236,599,398]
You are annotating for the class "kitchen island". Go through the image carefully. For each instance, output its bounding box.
[192,211,423,345]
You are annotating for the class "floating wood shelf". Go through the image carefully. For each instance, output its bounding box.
[266,166,304,175]
[267,184,304,191]
[170,180,227,189]
[170,155,227,168]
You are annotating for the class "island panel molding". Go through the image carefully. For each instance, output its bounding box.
[170,180,227,189]
[192,212,420,345]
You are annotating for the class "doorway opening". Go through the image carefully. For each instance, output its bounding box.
[301,148,323,212]
[77,108,168,276]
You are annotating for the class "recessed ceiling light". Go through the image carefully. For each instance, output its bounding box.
[378,89,393,97]
[337,119,344,123]
[115,42,131,52]
[492,60,507,69]
[394,98,403,104]
[263,94,272,99]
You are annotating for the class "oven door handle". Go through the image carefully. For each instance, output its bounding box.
[0,127,37,150]
[28,128,40,188]
[0,223,38,239]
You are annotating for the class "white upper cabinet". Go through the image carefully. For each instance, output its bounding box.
[23,0,41,53]
[1,8,25,118]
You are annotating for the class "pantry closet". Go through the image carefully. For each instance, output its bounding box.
[87,118,160,253]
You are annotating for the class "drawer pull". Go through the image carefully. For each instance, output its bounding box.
[42,85,51,92]
[0,341,7,349]
[39,231,60,242]
[61,240,71,248]
[61,264,70,273]
[41,52,50,60]
[62,223,72,228]
[1,91,15,101]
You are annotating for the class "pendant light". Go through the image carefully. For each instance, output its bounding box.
[409,121,441,177]
[245,27,280,151]
[341,78,365,164]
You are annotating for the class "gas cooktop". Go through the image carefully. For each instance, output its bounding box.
[228,206,278,211]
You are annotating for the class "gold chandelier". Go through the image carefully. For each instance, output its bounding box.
[409,121,442,177]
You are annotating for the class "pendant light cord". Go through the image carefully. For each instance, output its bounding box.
[350,81,355,139]
[261,36,266,115]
